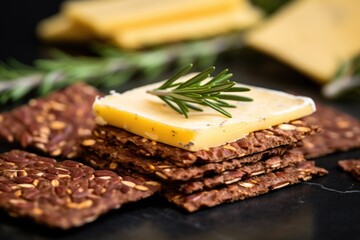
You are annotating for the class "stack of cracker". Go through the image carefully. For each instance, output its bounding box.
[82,120,327,212]
[80,77,328,212]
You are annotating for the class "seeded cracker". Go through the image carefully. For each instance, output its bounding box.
[338,159,360,181]
[0,83,102,159]
[0,150,160,229]
[93,120,317,167]
[82,140,291,181]
[172,150,305,194]
[297,103,360,158]
[164,161,328,212]
[84,147,305,194]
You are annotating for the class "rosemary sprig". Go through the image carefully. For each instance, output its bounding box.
[147,64,252,118]
[0,33,244,104]
[322,53,360,100]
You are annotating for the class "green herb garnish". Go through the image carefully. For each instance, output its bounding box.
[322,53,360,100]
[0,33,244,104]
[147,64,252,118]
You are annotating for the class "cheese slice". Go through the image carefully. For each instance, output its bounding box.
[93,74,315,151]
[112,3,262,49]
[64,0,243,37]
[37,14,94,42]
[246,0,360,84]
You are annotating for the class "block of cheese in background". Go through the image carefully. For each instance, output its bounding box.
[112,3,262,49]
[93,74,315,151]
[64,0,244,37]
[37,0,262,49]
[246,0,360,84]
[37,14,95,42]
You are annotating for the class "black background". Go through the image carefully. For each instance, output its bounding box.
[0,1,64,63]
[0,1,359,240]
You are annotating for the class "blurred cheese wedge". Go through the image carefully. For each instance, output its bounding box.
[64,0,247,37]
[37,14,94,42]
[112,3,262,49]
[93,74,315,151]
[246,0,360,84]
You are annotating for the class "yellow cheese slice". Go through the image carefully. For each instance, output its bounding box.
[112,3,262,49]
[64,0,244,37]
[93,74,315,151]
[246,0,360,84]
[37,14,94,42]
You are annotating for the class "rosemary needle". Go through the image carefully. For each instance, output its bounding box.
[147,64,253,118]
